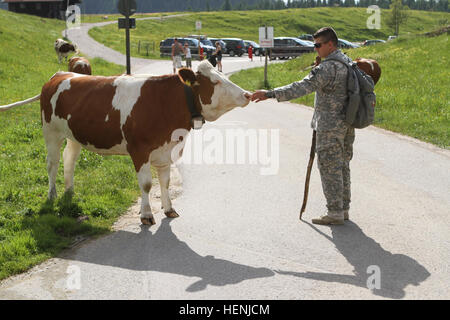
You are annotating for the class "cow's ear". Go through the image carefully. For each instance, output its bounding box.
[178,68,197,86]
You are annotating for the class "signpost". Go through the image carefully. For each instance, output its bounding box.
[259,26,274,88]
[196,20,202,31]
[118,0,136,75]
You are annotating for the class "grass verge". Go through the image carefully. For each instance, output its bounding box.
[0,10,142,281]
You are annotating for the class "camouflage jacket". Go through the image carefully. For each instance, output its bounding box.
[273,49,351,131]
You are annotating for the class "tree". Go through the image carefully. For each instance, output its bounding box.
[386,0,410,36]
[222,0,232,10]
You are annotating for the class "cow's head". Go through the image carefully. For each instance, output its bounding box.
[178,61,250,122]
[355,58,381,85]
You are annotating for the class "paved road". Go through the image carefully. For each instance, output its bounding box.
[1,18,449,300]
[64,16,274,75]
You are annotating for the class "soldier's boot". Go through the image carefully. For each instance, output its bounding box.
[343,210,349,220]
[312,215,344,225]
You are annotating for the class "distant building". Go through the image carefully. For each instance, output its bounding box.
[2,0,82,19]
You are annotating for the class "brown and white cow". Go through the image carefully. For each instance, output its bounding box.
[354,58,381,85]
[314,56,381,85]
[55,39,78,64]
[68,57,92,75]
[1,61,250,225]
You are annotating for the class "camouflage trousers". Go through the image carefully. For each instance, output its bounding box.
[315,125,355,219]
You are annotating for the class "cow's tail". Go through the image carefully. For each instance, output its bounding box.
[0,94,40,112]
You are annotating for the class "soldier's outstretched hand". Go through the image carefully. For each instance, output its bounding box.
[251,90,269,103]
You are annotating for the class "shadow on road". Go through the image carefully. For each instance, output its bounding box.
[276,221,430,299]
[66,218,274,292]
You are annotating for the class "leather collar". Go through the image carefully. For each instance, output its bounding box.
[183,84,205,130]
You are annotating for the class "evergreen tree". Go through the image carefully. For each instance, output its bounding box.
[438,0,448,11]
[222,0,232,10]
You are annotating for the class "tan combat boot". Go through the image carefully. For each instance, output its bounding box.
[312,215,344,225]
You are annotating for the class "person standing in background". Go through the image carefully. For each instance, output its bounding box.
[184,42,192,69]
[214,41,223,72]
[171,38,183,73]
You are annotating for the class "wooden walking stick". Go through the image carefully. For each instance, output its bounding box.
[299,130,316,220]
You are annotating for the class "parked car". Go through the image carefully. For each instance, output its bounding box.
[363,39,386,46]
[208,38,227,53]
[243,40,264,56]
[298,34,313,41]
[221,38,246,57]
[387,35,397,41]
[160,37,200,58]
[270,37,314,60]
[300,40,314,46]
[188,35,216,57]
[337,38,360,49]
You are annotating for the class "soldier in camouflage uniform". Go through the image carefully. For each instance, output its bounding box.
[250,27,354,225]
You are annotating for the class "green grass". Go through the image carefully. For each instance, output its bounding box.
[81,12,177,24]
[0,10,142,280]
[230,32,450,148]
[88,7,449,60]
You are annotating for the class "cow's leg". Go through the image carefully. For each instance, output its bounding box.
[156,165,179,218]
[63,139,82,193]
[44,134,64,200]
[137,162,156,226]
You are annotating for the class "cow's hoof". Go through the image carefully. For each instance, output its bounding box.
[141,217,156,225]
[164,209,179,218]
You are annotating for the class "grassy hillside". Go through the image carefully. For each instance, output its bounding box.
[0,10,140,280]
[88,7,449,60]
[230,31,450,148]
[81,12,177,23]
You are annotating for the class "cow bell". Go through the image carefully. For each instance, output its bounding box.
[191,116,205,130]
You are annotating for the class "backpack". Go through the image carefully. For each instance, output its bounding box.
[208,54,217,67]
[327,56,376,129]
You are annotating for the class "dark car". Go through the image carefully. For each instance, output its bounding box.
[337,38,360,49]
[298,34,313,41]
[270,37,314,60]
[199,39,216,57]
[221,38,246,57]
[243,40,264,56]
[363,39,386,46]
[188,35,216,57]
[159,37,200,58]
[208,38,227,52]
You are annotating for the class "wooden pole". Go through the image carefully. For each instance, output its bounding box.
[299,130,317,220]
[125,13,131,74]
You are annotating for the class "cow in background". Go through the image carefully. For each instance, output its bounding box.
[313,56,381,85]
[68,57,92,75]
[55,39,78,64]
